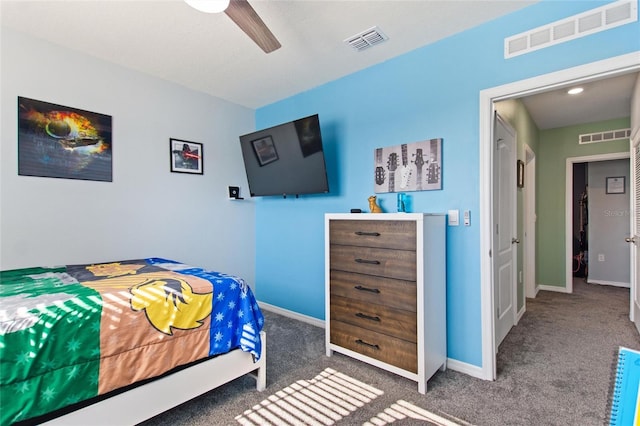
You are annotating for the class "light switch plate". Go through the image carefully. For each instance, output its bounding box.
[448,209,459,226]
[464,210,470,226]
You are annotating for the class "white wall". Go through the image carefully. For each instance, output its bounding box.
[588,159,631,286]
[0,28,257,287]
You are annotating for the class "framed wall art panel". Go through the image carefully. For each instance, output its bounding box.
[374,138,442,193]
[17,97,112,182]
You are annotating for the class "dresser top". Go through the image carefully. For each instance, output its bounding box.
[325,213,445,220]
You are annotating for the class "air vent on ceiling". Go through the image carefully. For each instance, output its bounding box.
[345,26,389,52]
[578,128,631,144]
[504,0,637,58]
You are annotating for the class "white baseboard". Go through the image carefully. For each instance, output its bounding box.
[526,285,540,299]
[538,284,571,294]
[586,279,630,288]
[259,301,489,381]
[258,301,325,328]
[516,304,525,324]
[445,358,486,380]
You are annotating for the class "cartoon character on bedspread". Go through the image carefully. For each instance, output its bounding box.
[130,277,212,335]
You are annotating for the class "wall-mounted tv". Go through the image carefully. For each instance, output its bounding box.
[239,114,329,197]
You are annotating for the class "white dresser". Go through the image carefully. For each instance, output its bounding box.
[325,213,446,393]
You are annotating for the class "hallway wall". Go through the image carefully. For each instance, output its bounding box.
[537,118,630,289]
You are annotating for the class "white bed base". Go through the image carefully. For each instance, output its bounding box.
[42,331,266,426]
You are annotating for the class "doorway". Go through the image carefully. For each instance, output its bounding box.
[571,162,589,284]
[479,52,640,381]
[566,154,631,293]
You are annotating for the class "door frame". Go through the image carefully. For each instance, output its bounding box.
[479,52,640,381]
[565,153,630,294]
[524,144,537,300]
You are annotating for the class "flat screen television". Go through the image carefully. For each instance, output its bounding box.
[239,114,329,197]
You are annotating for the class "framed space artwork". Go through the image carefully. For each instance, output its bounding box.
[17,97,112,182]
[374,138,442,193]
[170,138,203,174]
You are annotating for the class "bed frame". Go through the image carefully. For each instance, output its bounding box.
[42,331,266,425]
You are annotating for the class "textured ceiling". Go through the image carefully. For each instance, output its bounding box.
[1,0,635,129]
[1,0,535,108]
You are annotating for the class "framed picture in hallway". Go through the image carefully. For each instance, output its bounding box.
[606,176,625,194]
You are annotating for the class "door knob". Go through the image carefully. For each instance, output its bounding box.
[512,238,520,244]
[625,236,637,244]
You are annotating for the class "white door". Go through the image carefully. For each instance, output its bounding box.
[493,113,518,350]
[630,74,640,333]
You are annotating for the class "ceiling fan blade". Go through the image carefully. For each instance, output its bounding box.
[225,0,281,53]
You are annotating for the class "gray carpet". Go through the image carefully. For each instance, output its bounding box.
[140,279,640,425]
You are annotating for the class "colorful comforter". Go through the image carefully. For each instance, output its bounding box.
[0,258,264,425]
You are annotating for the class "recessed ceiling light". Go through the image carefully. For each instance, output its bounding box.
[567,87,584,95]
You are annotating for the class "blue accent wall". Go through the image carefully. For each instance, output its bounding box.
[254,1,640,367]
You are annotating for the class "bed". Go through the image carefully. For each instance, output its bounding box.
[0,257,266,425]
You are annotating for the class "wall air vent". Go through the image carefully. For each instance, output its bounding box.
[505,0,637,58]
[345,26,388,52]
[579,128,631,145]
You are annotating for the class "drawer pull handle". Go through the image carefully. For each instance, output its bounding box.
[356,312,381,322]
[355,231,381,237]
[355,258,380,265]
[355,339,380,350]
[354,285,380,294]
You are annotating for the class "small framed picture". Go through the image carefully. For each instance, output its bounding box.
[606,176,625,194]
[517,159,525,188]
[170,138,203,174]
[252,136,279,166]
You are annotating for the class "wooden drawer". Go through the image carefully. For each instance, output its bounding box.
[330,245,416,281]
[329,270,416,312]
[329,220,416,250]
[330,295,416,342]
[330,320,417,373]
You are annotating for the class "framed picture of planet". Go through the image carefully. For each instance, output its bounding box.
[17,97,112,182]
